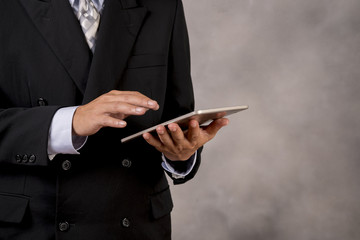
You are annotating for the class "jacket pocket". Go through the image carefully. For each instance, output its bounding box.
[150,187,173,220]
[0,193,29,224]
[127,54,166,69]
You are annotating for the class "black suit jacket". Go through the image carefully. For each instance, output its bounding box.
[0,0,201,239]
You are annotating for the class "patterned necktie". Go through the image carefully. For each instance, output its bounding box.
[72,0,100,53]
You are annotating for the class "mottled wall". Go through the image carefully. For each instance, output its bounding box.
[170,0,360,239]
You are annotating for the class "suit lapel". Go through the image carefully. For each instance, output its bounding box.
[82,0,148,104]
[18,0,91,94]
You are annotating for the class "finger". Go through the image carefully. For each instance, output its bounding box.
[167,123,186,144]
[109,112,126,120]
[101,101,149,116]
[187,120,200,143]
[116,95,159,110]
[106,91,159,110]
[100,116,127,128]
[156,125,175,147]
[108,90,144,96]
[203,118,229,139]
[143,132,163,149]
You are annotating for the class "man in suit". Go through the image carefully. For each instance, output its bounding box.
[0,0,228,239]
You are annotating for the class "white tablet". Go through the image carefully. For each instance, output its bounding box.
[121,105,249,143]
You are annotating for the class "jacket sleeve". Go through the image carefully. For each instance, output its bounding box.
[0,104,60,167]
[163,0,203,184]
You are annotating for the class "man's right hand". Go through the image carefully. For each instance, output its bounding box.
[72,90,159,136]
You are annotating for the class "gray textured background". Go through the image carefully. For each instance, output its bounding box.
[170,0,360,239]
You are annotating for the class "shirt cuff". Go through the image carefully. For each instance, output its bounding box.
[48,106,87,160]
[161,151,197,179]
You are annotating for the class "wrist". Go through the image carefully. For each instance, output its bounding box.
[164,151,196,162]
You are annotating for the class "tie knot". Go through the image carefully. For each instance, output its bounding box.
[72,0,101,53]
[77,0,99,19]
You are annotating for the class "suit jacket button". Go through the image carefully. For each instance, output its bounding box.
[62,160,71,171]
[59,222,70,232]
[122,159,132,168]
[16,155,22,163]
[122,218,131,228]
[29,155,36,163]
[22,154,29,163]
[37,97,48,106]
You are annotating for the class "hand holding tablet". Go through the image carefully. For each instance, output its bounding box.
[121,105,248,143]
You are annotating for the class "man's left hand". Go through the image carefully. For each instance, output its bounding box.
[143,118,229,161]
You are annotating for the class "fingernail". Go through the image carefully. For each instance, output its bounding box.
[157,127,164,134]
[118,121,126,126]
[143,134,150,140]
[135,107,144,113]
[170,127,176,132]
[148,100,156,107]
[191,121,198,128]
